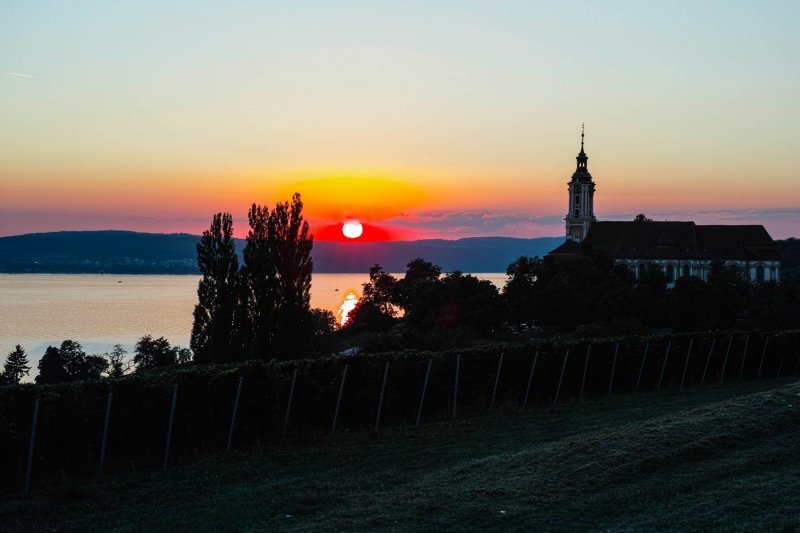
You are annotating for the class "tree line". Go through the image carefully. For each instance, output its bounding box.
[336,245,799,351]
[0,335,190,386]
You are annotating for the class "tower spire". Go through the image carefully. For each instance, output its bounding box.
[580,123,584,152]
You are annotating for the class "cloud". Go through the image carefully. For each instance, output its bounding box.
[7,72,38,79]
[384,210,565,238]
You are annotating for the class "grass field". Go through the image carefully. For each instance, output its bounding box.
[3,379,800,532]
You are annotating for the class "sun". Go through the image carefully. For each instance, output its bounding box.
[342,220,363,239]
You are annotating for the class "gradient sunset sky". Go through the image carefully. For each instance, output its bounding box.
[2,1,799,240]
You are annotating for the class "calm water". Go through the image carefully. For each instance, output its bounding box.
[0,273,506,374]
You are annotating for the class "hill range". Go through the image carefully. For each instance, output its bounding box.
[0,231,564,274]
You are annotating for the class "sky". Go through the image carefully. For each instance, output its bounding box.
[1,1,799,240]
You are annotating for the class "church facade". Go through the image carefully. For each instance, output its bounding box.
[550,129,781,286]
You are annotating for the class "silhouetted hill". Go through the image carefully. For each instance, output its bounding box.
[0,231,563,274]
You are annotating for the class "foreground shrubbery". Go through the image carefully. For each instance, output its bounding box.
[2,328,798,494]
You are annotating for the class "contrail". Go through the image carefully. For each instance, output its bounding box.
[7,72,38,79]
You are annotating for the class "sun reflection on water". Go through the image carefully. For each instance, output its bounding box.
[337,289,360,326]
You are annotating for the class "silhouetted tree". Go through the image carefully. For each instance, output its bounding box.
[502,256,541,327]
[191,212,241,363]
[104,344,131,378]
[36,346,68,384]
[242,202,278,358]
[634,213,652,222]
[35,341,107,383]
[134,335,187,370]
[310,308,337,336]
[347,265,399,332]
[664,276,716,330]
[2,345,30,385]
[395,258,441,310]
[242,193,314,360]
[436,271,503,335]
[271,193,314,358]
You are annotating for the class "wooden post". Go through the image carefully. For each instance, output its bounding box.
[554,349,570,405]
[453,354,461,419]
[23,399,40,497]
[491,353,504,407]
[657,341,672,390]
[416,359,433,427]
[226,376,244,453]
[523,351,539,409]
[700,338,717,385]
[281,368,298,442]
[98,392,113,475]
[580,345,592,400]
[718,336,733,384]
[635,343,650,394]
[374,362,390,433]
[757,336,770,380]
[331,364,349,436]
[739,334,750,380]
[608,343,619,395]
[163,384,179,468]
[680,338,694,389]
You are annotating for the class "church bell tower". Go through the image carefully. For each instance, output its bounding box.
[565,124,596,242]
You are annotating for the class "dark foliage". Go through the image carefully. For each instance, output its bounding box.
[2,345,30,385]
[191,213,241,363]
[35,341,107,384]
[241,194,314,360]
[134,335,191,371]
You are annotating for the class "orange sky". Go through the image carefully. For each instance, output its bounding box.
[2,2,799,240]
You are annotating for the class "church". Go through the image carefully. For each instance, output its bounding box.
[549,128,782,286]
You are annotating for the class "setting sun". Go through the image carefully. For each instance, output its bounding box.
[342,220,363,239]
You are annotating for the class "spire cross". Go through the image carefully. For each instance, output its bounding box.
[581,123,584,150]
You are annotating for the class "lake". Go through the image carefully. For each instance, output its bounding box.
[0,273,507,374]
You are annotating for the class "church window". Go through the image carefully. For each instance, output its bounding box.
[574,206,580,216]
[574,194,581,204]
[682,265,690,278]
[756,265,764,283]
[666,264,675,280]
[771,267,777,281]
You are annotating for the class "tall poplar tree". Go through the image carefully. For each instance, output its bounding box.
[242,193,313,360]
[271,193,314,357]
[2,345,30,385]
[242,203,279,358]
[190,212,241,363]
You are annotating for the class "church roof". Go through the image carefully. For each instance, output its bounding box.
[562,221,779,261]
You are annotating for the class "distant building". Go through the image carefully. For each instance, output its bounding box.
[549,127,781,285]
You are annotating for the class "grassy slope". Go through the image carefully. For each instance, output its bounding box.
[3,380,800,532]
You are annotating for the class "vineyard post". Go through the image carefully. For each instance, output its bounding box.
[374,362,390,433]
[23,398,40,497]
[757,336,770,380]
[281,368,298,442]
[554,349,570,405]
[700,337,717,385]
[719,336,733,384]
[331,364,349,436]
[680,338,694,389]
[523,351,539,409]
[657,341,672,390]
[226,376,244,453]
[416,359,433,427]
[635,343,650,394]
[739,334,750,380]
[98,392,113,475]
[491,352,504,407]
[163,384,179,468]
[608,343,619,395]
[580,345,592,400]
